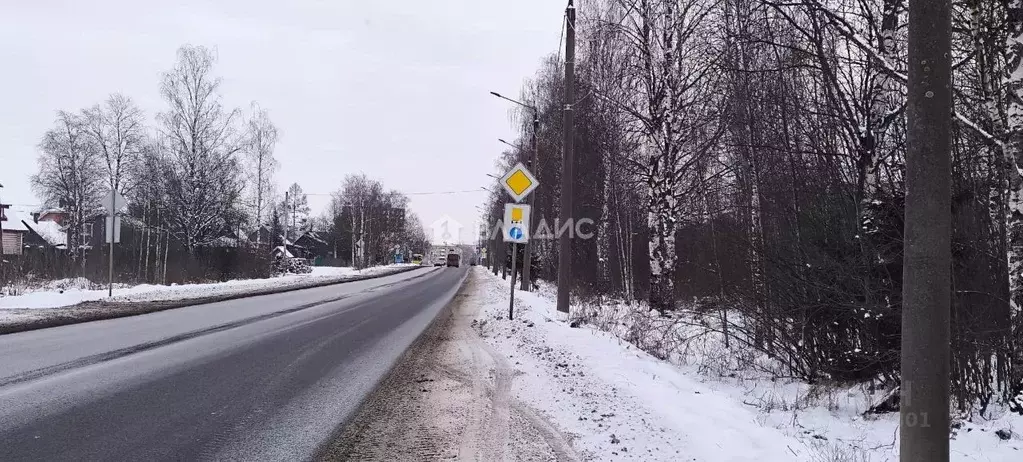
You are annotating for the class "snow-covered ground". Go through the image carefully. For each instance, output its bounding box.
[472,268,803,460]
[0,264,418,310]
[474,268,1022,461]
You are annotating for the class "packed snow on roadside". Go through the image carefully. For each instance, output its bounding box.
[474,268,1022,461]
[471,268,805,461]
[0,264,418,310]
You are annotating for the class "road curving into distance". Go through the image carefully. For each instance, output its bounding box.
[0,266,466,461]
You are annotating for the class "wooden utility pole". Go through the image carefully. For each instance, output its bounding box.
[900,0,952,459]
[284,190,290,253]
[557,0,575,314]
[0,183,6,282]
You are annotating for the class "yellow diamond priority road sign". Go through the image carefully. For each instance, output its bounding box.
[500,162,539,202]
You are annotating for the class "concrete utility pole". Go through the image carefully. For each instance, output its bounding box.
[900,0,952,459]
[557,0,576,314]
[492,215,500,275]
[522,113,539,292]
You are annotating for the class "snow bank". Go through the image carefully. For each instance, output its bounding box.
[490,271,1022,461]
[0,264,417,310]
[471,268,805,460]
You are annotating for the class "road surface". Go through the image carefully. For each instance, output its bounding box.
[0,266,465,461]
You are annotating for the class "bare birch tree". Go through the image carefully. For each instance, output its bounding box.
[31,111,106,260]
[244,102,279,242]
[158,45,245,253]
[594,0,724,311]
[82,94,146,196]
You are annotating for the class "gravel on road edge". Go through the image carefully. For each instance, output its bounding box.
[315,283,460,461]
[0,266,423,335]
[317,270,579,462]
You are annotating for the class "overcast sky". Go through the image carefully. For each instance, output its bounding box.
[0,0,565,244]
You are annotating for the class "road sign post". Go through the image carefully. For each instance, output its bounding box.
[105,189,127,297]
[498,163,538,320]
[503,203,531,320]
[509,242,518,320]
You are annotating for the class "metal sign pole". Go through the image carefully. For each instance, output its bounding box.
[108,190,115,297]
[509,242,518,320]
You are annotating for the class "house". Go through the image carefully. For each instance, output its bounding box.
[293,230,331,261]
[248,225,319,258]
[247,225,276,245]
[82,213,144,248]
[0,203,27,255]
[23,219,66,250]
[271,245,294,259]
[35,208,67,226]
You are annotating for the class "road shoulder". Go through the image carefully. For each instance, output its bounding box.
[318,270,579,461]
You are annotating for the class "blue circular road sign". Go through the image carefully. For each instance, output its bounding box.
[509,227,524,240]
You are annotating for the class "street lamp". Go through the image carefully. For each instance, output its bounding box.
[498,138,517,150]
[490,90,539,292]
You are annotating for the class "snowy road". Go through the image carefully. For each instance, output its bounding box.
[0,266,465,461]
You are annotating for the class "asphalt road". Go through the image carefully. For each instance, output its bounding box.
[0,266,466,461]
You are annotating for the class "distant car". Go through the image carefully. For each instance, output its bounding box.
[411,253,423,265]
[446,253,460,267]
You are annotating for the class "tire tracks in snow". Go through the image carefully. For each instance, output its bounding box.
[452,273,579,462]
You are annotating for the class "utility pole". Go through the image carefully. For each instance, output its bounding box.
[492,213,499,275]
[522,113,539,292]
[359,201,366,269]
[284,190,290,254]
[557,0,575,314]
[0,183,6,281]
[900,0,951,459]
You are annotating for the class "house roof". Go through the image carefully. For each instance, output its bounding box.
[272,245,294,258]
[1,207,30,232]
[37,208,66,220]
[295,231,328,245]
[207,236,240,248]
[24,220,66,247]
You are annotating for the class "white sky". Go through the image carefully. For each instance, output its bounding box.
[0,0,565,244]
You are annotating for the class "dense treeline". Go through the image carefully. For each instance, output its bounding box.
[322,173,432,268]
[483,0,1023,413]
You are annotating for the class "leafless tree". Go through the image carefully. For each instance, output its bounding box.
[82,93,146,197]
[157,45,245,253]
[31,111,106,260]
[592,0,725,311]
[283,182,311,235]
[244,102,279,242]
